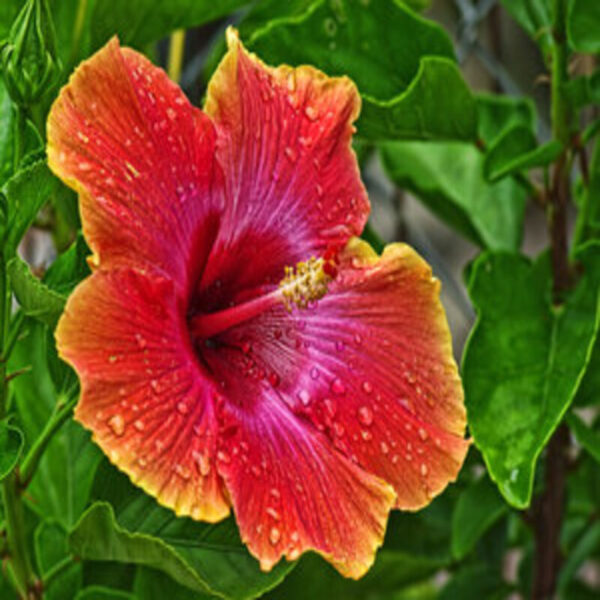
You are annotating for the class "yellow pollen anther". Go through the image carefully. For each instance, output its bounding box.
[279,257,332,312]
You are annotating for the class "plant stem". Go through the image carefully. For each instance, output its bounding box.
[19,392,78,488]
[167,29,186,83]
[531,0,574,597]
[12,108,27,174]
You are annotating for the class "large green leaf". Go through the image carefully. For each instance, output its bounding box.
[248,0,477,141]
[70,462,296,600]
[500,0,552,52]
[3,160,59,255]
[451,476,508,559]
[34,521,81,600]
[8,256,66,328]
[380,141,526,251]
[566,412,600,464]
[440,565,509,600]
[89,0,249,51]
[462,244,600,508]
[476,93,536,147]
[0,421,24,481]
[8,319,101,528]
[568,0,600,53]
[265,494,453,599]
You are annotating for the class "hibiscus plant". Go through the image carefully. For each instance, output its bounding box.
[0,0,599,599]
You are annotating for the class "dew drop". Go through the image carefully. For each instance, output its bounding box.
[291,531,300,543]
[266,506,281,520]
[270,488,281,499]
[177,402,189,415]
[270,527,281,545]
[418,427,428,441]
[310,367,320,380]
[108,355,118,363]
[175,464,191,480]
[323,398,337,418]
[357,406,373,426]
[284,146,297,162]
[108,414,125,436]
[361,381,373,394]
[335,340,345,352]
[135,333,147,349]
[304,105,318,121]
[134,419,145,432]
[330,378,346,395]
[251,465,261,477]
[137,457,147,469]
[380,441,389,455]
[361,430,372,441]
[193,451,211,476]
[297,389,311,406]
[333,422,345,437]
[420,463,428,477]
[217,451,231,464]
[354,333,363,345]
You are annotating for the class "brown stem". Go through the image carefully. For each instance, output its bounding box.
[531,424,570,599]
[549,150,572,298]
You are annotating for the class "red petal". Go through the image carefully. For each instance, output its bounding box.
[56,268,229,522]
[214,394,395,577]
[209,238,468,511]
[47,38,222,290]
[199,29,369,297]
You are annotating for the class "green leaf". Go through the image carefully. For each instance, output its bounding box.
[440,565,509,600]
[484,130,562,181]
[134,568,210,600]
[8,255,66,328]
[8,319,101,528]
[476,93,536,147]
[3,159,59,254]
[248,0,477,141]
[462,244,600,508]
[76,587,135,600]
[265,495,453,600]
[451,476,508,559]
[0,421,23,480]
[44,233,91,295]
[568,0,600,53]
[89,0,249,51]
[566,412,600,464]
[379,141,526,251]
[563,71,600,109]
[558,520,600,593]
[500,0,552,52]
[72,462,296,600]
[34,521,81,600]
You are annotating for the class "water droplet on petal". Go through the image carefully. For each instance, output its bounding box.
[217,451,231,464]
[335,340,345,352]
[380,441,389,455]
[266,506,281,520]
[361,381,373,394]
[270,527,281,545]
[284,146,297,162]
[333,422,345,437]
[418,427,428,441]
[305,105,318,121]
[177,402,189,415]
[331,378,346,395]
[134,419,145,432]
[108,414,125,436]
[175,464,191,479]
[323,398,337,418]
[361,430,372,441]
[192,451,211,476]
[420,463,428,477]
[297,389,311,406]
[310,367,320,380]
[357,406,373,426]
[137,457,147,469]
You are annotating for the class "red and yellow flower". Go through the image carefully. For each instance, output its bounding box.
[47,28,468,578]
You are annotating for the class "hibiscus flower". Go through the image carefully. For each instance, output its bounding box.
[47,28,468,578]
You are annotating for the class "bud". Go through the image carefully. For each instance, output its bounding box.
[0,0,61,106]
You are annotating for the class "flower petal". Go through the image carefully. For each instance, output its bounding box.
[208,238,468,511]
[214,392,396,578]
[47,38,222,289]
[56,267,229,522]
[200,28,369,295]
